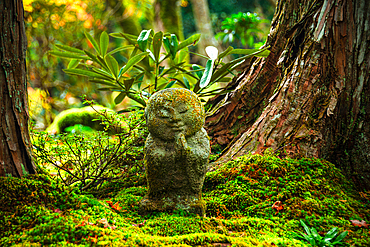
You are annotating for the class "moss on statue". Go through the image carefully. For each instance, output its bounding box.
[140,88,210,216]
[46,105,123,134]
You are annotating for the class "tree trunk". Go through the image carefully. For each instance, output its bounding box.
[206,0,370,190]
[189,0,222,60]
[153,0,184,41]
[0,0,36,177]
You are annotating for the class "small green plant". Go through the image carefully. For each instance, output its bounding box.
[49,30,269,109]
[31,104,147,193]
[292,220,348,246]
[216,12,269,48]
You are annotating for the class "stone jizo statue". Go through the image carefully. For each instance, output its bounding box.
[139,88,210,216]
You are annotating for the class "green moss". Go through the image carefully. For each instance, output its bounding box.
[45,105,124,134]
[1,154,369,246]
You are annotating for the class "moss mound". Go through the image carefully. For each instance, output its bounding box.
[0,154,369,246]
[45,105,124,134]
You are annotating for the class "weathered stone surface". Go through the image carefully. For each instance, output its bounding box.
[139,88,210,216]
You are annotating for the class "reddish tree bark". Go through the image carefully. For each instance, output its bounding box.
[0,0,36,177]
[206,0,370,189]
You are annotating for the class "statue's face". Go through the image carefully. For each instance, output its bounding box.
[145,88,205,141]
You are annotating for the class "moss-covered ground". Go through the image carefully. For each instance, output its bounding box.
[1,153,369,246]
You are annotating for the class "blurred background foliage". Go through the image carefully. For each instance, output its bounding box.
[24,0,274,130]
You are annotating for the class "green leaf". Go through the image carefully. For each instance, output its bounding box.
[67,59,79,69]
[199,59,214,88]
[183,76,190,89]
[231,48,270,57]
[132,64,146,72]
[188,50,210,60]
[137,29,151,52]
[152,31,163,62]
[84,31,100,54]
[158,66,165,76]
[332,231,348,243]
[119,52,149,78]
[124,78,134,90]
[210,59,245,83]
[177,33,201,51]
[210,47,269,83]
[110,32,138,45]
[91,68,114,80]
[146,49,156,62]
[310,228,322,241]
[161,66,177,77]
[218,46,234,59]
[63,68,110,80]
[55,44,84,54]
[89,79,117,87]
[135,72,145,83]
[100,31,109,57]
[105,55,119,78]
[209,63,232,83]
[127,92,146,106]
[192,64,203,79]
[110,32,138,40]
[174,77,186,88]
[217,77,232,82]
[178,49,188,63]
[97,55,110,71]
[158,53,171,63]
[107,46,132,56]
[49,50,87,60]
[292,232,309,241]
[117,106,144,113]
[163,36,171,56]
[97,87,122,91]
[300,220,312,236]
[198,87,231,97]
[170,34,178,58]
[193,80,201,93]
[163,34,178,59]
[164,79,177,89]
[130,47,139,58]
[324,227,338,241]
[84,50,102,66]
[114,92,127,104]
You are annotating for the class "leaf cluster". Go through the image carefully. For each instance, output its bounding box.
[292,220,348,246]
[50,30,270,109]
[215,12,269,48]
[31,108,147,193]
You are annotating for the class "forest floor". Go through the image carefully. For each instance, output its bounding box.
[1,153,369,246]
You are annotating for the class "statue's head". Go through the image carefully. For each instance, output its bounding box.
[145,88,205,141]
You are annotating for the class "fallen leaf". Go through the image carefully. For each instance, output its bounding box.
[87,235,98,243]
[97,218,117,229]
[99,218,110,228]
[106,200,122,211]
[112,202,122,211]
[133,220,146,228]
[350,220,369,228]
[272,201,284,213]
